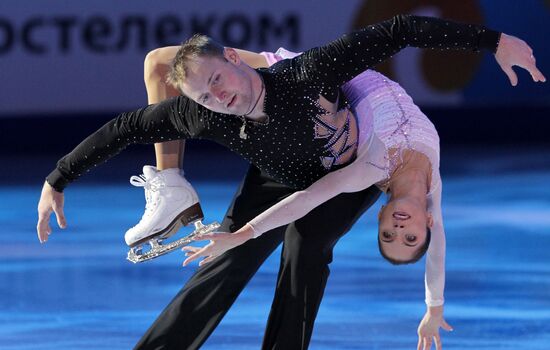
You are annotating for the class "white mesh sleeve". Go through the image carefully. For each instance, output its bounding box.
[424,176,446,307]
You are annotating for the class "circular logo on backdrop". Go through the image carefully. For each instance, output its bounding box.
[352,0,484,94]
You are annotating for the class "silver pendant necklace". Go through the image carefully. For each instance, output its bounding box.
[239,118,249,140]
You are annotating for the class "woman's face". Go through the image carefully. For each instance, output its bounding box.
[378,199,433,261]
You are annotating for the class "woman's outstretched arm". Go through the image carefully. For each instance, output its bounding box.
[182,136,387,266]
[416,181,453,350]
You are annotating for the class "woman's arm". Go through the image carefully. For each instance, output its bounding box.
[247,135,387,238]
[182,145,387,266]
[425,182,446,307]
[246,162,379,237]
[417,179,453,350]
[183,160,381,266]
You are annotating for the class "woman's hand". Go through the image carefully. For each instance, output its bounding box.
[417,306,453,350]
[182,224,255,266]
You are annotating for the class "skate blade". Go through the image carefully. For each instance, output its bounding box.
[129,202,204,248]
[127,221,220,263]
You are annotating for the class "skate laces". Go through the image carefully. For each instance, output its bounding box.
[130,174,166,192]
[129,174,166,221]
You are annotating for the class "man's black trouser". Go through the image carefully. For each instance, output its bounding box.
[134,165,381,350]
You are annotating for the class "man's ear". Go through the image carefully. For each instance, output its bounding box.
[223,47,241,65]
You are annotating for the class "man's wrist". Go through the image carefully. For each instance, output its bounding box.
[46,168,69,193]
[480,29,502,54]
[427,305,444,316]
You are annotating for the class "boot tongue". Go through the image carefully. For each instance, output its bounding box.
[142,165,158,179]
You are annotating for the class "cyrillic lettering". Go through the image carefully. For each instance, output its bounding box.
[0,18,14,54]
[155,16,183,47]
[190,15,216,36]
[258,14,300,47]
[83,16,113,53]
[22,17,47,54]
[52,17,77,53]
[220,15,251,48]
[116,16,147,51]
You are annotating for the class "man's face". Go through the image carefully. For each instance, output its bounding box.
[179,49,254,115]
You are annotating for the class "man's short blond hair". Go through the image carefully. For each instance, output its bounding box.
[167,34,225,88]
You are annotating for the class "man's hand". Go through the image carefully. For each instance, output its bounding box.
[417,305,453,350]
[37,181,67,243]
[495,33,546,86]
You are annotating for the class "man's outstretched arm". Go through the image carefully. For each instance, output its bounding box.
[36,96,205,242]
[297,14,544,98]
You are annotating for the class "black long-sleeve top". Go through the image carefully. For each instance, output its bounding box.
[47,15,500,192]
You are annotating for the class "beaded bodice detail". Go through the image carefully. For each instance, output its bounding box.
[200,69,358,190]
[342,69,441,195]
[312,97,357,169]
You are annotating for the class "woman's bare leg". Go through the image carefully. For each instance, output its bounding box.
[144,47,186,169]
[154,141,184,170]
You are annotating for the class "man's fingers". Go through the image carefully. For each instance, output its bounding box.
[417,336,423,350]
[441,320,454,332]
[434,335,442,350]
[37,211,51,243]
[503,65,518,86]
[37,221,51,243]
[529,65,546,83]
[423,337,432,350]
[36,221,51,243]
[53,205,67,229]
[517,52,545,83]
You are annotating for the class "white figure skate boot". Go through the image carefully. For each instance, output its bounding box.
[125,166,219,263]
